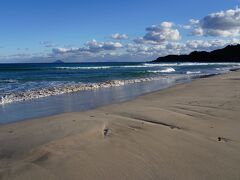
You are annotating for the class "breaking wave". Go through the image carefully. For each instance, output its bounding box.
[55,66,111,70]
[0,79,18,83]
[145,62,240,67]
[148,67,176,73]
[54,63,240,70]
[0,76,171,105]
[186,71,201,75]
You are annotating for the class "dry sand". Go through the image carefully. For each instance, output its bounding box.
[1,71,240,180]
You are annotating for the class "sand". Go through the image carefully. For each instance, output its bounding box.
[1,71,240,180]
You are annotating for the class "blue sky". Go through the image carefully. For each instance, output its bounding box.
[0,0,239,62]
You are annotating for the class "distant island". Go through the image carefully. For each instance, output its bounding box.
[53,60,65,63]
[152,44,240,63]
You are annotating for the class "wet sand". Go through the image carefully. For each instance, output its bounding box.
[0,71,240,180]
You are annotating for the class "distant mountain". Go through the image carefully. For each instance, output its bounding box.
[152,44,240,63]
[53,60,65,63]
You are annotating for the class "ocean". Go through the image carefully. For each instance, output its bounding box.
[0,62,240,123]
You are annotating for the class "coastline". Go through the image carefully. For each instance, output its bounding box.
[1,70,240,179]
[0,76,187,124]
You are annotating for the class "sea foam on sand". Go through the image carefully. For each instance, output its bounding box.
[0,76,173,105]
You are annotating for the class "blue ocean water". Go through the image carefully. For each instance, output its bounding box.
[1,62,240,105]
[0,62,240,123]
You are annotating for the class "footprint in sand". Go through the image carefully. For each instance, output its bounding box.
[103,128,110,137]
[217,137,230,142]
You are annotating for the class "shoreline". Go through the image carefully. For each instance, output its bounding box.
[1,71,240,179]
[0,74,191,124]
[0,76,175,105]
[0,70,234,124]
[0,71,227,126]
[1,62,240,106]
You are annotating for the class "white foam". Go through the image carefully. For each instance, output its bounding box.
[143,63,178,67]
[148,67,176,73]
[0,76,171,105]
[147,62,240,67]
[121,65,148,68]
[0,79,18,83]
[121,63,178,68]
[180,62,240,66]
[186,71,201,75]
[56,66,111,70]
[56,63,240,70]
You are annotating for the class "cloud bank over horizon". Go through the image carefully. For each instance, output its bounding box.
[1,6,240,63]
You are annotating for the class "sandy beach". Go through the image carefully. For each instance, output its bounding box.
[0,71,240,180]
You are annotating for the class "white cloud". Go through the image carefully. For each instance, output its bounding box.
[202,8,240,37]
[182,25,192,30]
[127,38,240,58]
[189,19,200,25]
[52,40,123,56]
[126,42,185,57]
[180,19,199,32]
[190,27,204,36]
[85,39,123,52]
[47,37,240,62]
[52,47,70,54]
[52,47,79,54]
[126,44,153,56]
[111,33,128,40]
[134,22,181,45]
[186,39,240,51]
[40,41,57,48]
[190,7,240,37]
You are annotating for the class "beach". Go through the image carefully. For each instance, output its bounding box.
[1,71,240,180]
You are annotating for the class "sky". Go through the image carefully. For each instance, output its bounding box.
[0,0,240,63]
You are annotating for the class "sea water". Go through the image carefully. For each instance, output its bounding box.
[0,62,239,123]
